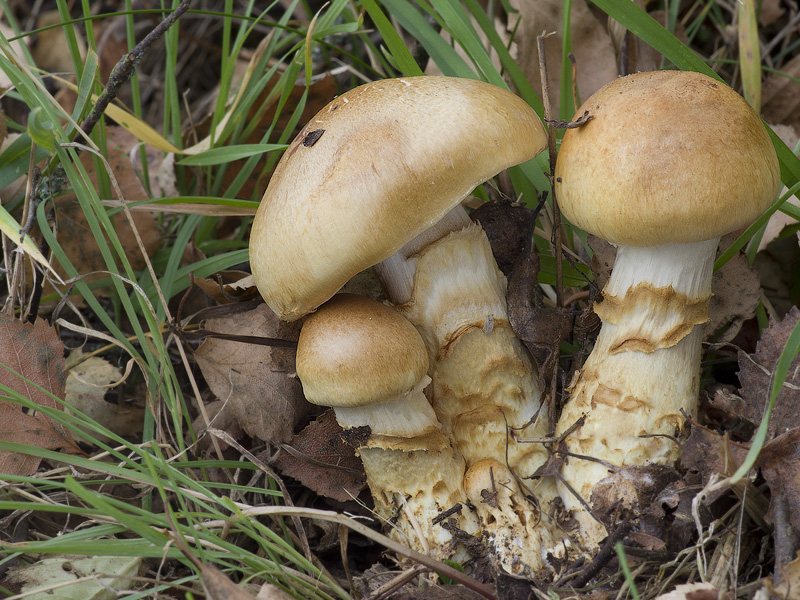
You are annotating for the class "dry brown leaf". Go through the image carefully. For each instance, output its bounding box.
[194,303,309,443]
[680,428,750,501]
[471,199,535,276]
[758,124,799,252]
[0,21,30,93]
[274,410,365,503]
[49,131,161,298]
[634,11,688,73]
[705,242,762,343]
[31,11,86,76]
[759,0,785,26]
[171,525,257,600]
[510,0,617,111]
[737,306,800,438]
[762,53,800,132]
[757,429,800,536]
[256,583,295,600]
[765,550,800,597]
[0,315,80,476]
[590,465,678,528]
[507,246,574,391]
[193,271,260,303]
[354,564,488,600]
[65,350,144,444]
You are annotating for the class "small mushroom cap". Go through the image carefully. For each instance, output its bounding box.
[296,294,429,408]
[555,70,781,247]
[250,76,548,321]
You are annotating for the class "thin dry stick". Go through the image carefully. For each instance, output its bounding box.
[537,31,564,308]
[78,0,192,139]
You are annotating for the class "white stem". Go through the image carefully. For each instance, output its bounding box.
[377,206,550,485]
[333,376,440,444]
[465,459,569,576]
[359,445,479,561]
[556,238,719,548]
[332,380,479,560]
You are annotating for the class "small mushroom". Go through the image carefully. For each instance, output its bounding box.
[553,70,781,548]
[249,75,553,488]
[295,293,478,559]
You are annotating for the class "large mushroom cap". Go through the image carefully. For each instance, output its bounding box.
[555,70,781,247]
[249,76,548,321]
[295,294,429,408]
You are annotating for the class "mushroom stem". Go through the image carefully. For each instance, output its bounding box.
[337,385,480,560]
[375,205,551,484]
[465,459,568,577]
[555,238,718,547]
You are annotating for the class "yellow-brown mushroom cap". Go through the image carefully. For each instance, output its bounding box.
[295,294,429,408]
[249,76,548,321]
[554,70,781,247]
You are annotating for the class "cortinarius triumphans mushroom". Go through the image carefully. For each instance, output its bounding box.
[553,70,781,548]
[295,293,478,558]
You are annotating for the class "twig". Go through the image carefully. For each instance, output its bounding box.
[537,31,564,308]
[78,0,193,139]
[557,521,632,588]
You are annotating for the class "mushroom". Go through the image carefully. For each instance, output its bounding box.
[295,293,478,559]
[553,70,781,548]
[248,75,551,482]
[249,75,564,557]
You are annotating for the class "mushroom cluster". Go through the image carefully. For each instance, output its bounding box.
[554,70,781,548]
[249,76,566,573]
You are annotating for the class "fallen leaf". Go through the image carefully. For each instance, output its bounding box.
[65,350,143,444]
[170,525,257,600]
[354,563,487,600]
[588,234,617,291]
[633,11,688,73]
[680,427,751,504]
[274,410,366,503]
[0,21,31,93]
[705,240,762,343]
[590,465,679,529]
[737,307,800,438]
[194,303,309,443]
[762,52,800,132]
[510,0,617,111]
[507,243,574,395]
[48,131,161,298]
[757,124,798,253]
[755,429,800,548]
[470,198,535,276]
[764,550,800,598]
[0,315,80,475]
[5,555,142,600]
[256,583,295,600]
[31,11,86,77]
[759,0,785,26]
[193,271,260,303]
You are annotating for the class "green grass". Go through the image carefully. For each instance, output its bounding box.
[1,0,799,597]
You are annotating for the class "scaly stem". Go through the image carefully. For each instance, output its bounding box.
[555,238,718,547]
